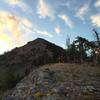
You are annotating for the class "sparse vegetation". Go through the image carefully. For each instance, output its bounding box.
[0,66,23,92]
[65,29,100,64]
[0,68,15,90]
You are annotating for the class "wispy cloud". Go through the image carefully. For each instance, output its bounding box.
[60,0,78,11]
[76,2,90,20]
[0,10,54,53]
[90,14,100,27]
[95,0,100,8]
[4,0,33,15]
[0,11,22,46]
[21,18,33,28]
[0,11,33,48]
[36,30,53,37]
[55,26,61,34]
[58,14,74,28]
[37,0,54,19]
[6,0,21,5]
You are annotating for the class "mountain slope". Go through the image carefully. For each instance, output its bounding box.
[0,38,65,90]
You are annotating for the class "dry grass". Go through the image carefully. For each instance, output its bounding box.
[40,63,100,75]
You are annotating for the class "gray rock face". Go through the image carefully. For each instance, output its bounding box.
[1,63,100,100]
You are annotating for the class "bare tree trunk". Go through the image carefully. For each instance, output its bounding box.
[66,35,71,63]
[93,29,100,45]
[93,29,100,64]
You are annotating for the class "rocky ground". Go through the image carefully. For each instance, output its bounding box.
[1,63,100,100]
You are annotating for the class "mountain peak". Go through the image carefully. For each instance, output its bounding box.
[0,38,65,80]
[26,38,49,46]
[34,38,48,43]
[35,38,46,41]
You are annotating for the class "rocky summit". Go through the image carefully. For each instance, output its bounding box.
[1,63,100,100]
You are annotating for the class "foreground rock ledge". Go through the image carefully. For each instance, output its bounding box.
[1,63,100,100]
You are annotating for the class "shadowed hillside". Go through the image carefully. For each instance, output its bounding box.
[0,38,65,91]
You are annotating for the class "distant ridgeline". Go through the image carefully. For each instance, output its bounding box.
[0,38,66,90]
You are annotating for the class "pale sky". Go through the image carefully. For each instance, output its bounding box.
[0,0,100,54]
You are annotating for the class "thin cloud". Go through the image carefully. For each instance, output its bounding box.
[60,0,78,11]
[0,11,22,46]
[59,14,74,28]
[0,11,33,48]
[37,0,54,19]
[21,18,33,28]
[36,30,53,37]
[4,0,33,15]
[76,3,90,20]
[90,14,100,27]
[0,10,53,54]
[55,26,61,34]
[6,0,21,5]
